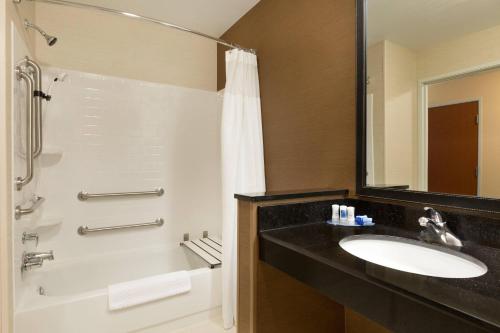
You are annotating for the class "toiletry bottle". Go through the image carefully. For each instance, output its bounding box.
[332,204,340,222]
[347,206,355,225]
[363,217,373,225]
[355,216,364,226]
[339,205,347,223]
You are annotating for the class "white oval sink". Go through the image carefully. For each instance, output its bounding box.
[339,235,487,278]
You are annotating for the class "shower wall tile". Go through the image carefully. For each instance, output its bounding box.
[19,67,222,262]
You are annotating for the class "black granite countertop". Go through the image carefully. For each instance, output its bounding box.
[258,199,500,333]
[234,188,348,202]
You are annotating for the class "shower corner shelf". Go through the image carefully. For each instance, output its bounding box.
[41,146,63,157]
[181,232,222,269]
[40,146,63,161]
[40,146,63,167]
[17,216,62,230]
[37,216,63,228]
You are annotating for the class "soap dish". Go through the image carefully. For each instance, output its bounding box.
[326,220,375,227]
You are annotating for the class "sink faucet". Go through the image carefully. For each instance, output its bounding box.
[418,207,463,248]
[22,251,54,272]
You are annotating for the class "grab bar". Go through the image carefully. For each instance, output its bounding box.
[23,57,43,158]
[77,188,164,201]
[15,195,45,220]
[77,218,164,235]
[15,66,35,191]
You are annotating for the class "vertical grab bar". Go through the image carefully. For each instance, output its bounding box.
[15,66,35,191]
[24,57,43,158]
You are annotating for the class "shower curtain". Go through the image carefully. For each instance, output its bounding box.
[221,49,266,329]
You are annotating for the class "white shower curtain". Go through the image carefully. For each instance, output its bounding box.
[221,49,266,329]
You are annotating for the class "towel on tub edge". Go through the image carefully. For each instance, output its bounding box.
[108,270,191,311]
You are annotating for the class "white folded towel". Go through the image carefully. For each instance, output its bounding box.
[108,270,191,311]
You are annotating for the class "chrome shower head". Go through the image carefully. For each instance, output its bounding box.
[24,19,58,46]
[45,35,58,46]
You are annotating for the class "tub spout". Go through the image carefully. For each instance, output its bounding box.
[22,250,55,273]
[25,250,54,261]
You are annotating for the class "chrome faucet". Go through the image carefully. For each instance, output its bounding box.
[418,207,463,248]
[21,250,54,272]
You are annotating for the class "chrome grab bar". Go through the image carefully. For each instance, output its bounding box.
[77,187,164,201]
[15,66,35,191]
[23,57,43,158]
[15,195,45,220]
[77,218,164,235]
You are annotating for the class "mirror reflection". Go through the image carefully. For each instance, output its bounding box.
[366,0,500,199]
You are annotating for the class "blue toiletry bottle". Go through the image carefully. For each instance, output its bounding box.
[339,205,347,222]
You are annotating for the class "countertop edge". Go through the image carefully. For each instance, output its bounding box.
[234,188,349,202]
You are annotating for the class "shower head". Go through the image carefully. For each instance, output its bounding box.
[24,19,58,46]
[45,35,58,46]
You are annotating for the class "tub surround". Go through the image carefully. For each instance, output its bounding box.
[12,67,223,332]
[257,198,500,333]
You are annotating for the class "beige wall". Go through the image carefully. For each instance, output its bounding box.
[370,23,500,192]
[34,2,217,91]
[384,41,417,188]
[367,40,417,188]
[417,23,500,196]
[0,0,35,331]
[418,24,500,80]
[428,69,500,198]
[367,41,385,184]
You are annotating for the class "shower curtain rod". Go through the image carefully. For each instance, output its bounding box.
[13,0,256,54]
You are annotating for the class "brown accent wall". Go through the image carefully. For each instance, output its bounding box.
[237,196,348,333]
[217,0,357,192]
[345,308,391,333]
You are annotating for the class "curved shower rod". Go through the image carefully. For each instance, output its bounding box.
[13,0,256,54]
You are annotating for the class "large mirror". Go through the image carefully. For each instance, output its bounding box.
[363,0,500,203]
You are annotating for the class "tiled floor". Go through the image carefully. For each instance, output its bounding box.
[171,316,235,333]
[134,309,234,333]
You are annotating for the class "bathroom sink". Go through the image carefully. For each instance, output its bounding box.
[339,235,487,278]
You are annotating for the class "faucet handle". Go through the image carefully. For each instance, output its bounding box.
[424,207,445,225]
[22,232,39,246]
[418,217,430,227]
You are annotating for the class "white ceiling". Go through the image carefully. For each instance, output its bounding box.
[368,0,500,50]
[73,0,260,37]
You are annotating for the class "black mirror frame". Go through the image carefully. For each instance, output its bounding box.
[355,0,500,213]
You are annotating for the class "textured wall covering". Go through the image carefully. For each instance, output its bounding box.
[217,0,357,192]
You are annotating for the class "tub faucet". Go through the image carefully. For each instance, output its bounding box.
[22,250,54,272]
[25,250,54,261]
[418,207,463,248]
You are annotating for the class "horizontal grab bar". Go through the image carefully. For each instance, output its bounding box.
[77,188,164,201]
[15,196,45,220]
[77,218,164,235]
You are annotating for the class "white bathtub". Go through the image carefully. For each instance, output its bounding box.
[15,245,222,333]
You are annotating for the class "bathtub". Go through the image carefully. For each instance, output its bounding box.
[15,245,222,333]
